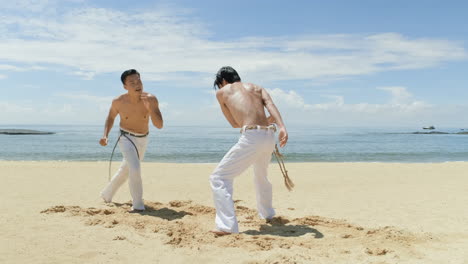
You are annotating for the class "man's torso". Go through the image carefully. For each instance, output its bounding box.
[219,82,269,127]
[115,94,150,134]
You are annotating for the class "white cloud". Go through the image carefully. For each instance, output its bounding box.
[0,0,86,13]
[378,86,412,104]
[55,93,115,113]
[270,86,431,113]
[312,96,345,110]
[0,98,174,125]
[0,101,34,112]
[56,93,113,103]
[0,0,53,12]
[0,64,22,71]
[266,87,442,126]
[72,71,96,80]
[1,87,465,127]
[0,6,466,83]
[0,99,94,124]
[49,103,73,114]
[268,88,311,109]
[0,64,46,72]
[159,102,169,110]
[1,3,467,126]
[54,92,170,115]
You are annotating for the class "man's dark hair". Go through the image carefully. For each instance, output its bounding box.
[214,66,241,89]
[121,69,140,84]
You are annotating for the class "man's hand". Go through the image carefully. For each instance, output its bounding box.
[99,137,108,146]
[278,128,288,147]
[141,93,152,111]
[267,115,276,124]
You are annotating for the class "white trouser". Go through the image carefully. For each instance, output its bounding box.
[101,131,148,210]
[210,129,276,233]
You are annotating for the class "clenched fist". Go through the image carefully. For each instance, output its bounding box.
[99,137,108,146]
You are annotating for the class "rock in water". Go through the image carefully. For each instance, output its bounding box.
[0,129,55,135]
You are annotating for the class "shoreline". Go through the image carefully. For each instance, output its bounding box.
[2,159,468,164]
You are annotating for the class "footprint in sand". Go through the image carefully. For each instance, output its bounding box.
[40,200,426,257]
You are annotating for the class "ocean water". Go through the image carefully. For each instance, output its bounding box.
[1,125,468,163]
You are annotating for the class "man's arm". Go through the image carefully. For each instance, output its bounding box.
[261,87,288,147]
[216,91,240,128]
[146,95,163,129]
[100,100,119,146]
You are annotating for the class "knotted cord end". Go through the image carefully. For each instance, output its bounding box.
[273,144,294,191]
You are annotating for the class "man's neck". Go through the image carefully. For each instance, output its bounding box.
[127,93,140,103]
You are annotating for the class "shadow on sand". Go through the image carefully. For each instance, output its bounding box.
[243,217,324,238]
[112,202,193,221]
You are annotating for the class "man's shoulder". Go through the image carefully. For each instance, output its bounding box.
[115,94,127,100]
[244,82,263,93]
[112,94,127,103]
[215,88,224,96]
[143,92,156,98]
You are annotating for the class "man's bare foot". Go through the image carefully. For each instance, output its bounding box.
[210,230,231,237]
[129,208,145,213]
[100,193,111,203]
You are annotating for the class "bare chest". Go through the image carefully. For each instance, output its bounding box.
[118,101,149,122]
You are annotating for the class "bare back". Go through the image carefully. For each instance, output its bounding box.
[218,82,269,127]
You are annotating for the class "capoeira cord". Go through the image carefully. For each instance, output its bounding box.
[108,132,140,181]
[273,144,294,191]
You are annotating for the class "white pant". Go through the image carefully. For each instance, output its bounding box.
[210,129,276,233]
[101,132,148,210]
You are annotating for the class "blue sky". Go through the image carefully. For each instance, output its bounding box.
[1,0,468,128]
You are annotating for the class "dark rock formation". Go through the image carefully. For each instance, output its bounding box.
[0,129,55,135]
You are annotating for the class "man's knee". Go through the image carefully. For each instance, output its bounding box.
[209,174,218,184]
[128,163,141,174]
[210,174,227,189]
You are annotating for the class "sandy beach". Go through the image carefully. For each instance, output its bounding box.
[1,161,467,264]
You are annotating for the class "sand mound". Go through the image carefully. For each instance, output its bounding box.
[41,200,432,261]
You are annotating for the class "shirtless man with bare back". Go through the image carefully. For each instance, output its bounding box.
[99,69,163,211]
[209,66,288,235]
